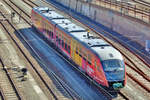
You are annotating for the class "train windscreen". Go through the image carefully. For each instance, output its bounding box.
[101,59,125,72]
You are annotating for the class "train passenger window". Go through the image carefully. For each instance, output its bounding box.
[58,38,61,45]
[65,43,67,50]
[88,61,91,65]
[50,31,51,37]
[68,45,70,54]
[83,57,86,61]
[88,54,92,65]
[56,36,58,41]
[97,66,100,72]
[49,31,52,38]
[51,31,53,38]
[48,31,51,37]
[94,60,97,68]
[62,40,64,48]
[79,53,82,57]
[82,50,87,60]
[76,46,78,54]
[78,46,82,57]
[47,29,49,34]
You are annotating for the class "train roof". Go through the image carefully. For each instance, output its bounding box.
[33,7,123,61]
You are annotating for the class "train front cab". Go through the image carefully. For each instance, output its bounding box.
[100,59,126,90]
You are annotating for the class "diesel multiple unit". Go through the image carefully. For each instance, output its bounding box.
[31,7,126,89]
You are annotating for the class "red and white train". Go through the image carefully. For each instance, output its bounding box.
[31,7,126,89]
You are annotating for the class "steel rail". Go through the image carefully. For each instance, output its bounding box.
[0,54,21,100]
[125,62,150,82]
[28,0,39,7]
[132,0,150,7]
[127,73,150,92]
[21,0,34,8]
[0,91,4,100]
[118,92,129,100]
[3,0,31,21]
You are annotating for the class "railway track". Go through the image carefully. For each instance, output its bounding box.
[22,0,36,8]
[3,0,31,24]
[1,0,82,99]
[118,92,129,100]
[132,0,150,7]
[0,45,22,100]
[28,0,39,7]
[16,0,150,99]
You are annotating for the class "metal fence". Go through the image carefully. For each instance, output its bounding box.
[91,0,150,24]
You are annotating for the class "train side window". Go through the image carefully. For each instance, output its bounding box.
[94,60,97,68]
[76,45,78,54]
[46,23,49,34]
[65,42,67,50]
[56,31,58,41]
[68,45,70,54]
[83,57,86,61]
[97,66,100,72]
[61,35,63,47]
[62,40,64,48]
[58,38,61,45]
[47,29,49,34]
[58,33,61,45]
[78,46,82,57]
[51,31,53,38]
[56,36,58,41]
[88,54,92,65]
[82,49,87,60]
[49,31,51,37]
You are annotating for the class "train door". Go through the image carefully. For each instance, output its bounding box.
[56,31,62,49]
[71,39,76,62]
[81,48,87,71]
[74,43,82,67]
[55,30,59,47]
[86,53,95,78]
[77,45,82,67]
[82,57,86,72]
[94,59,98,81]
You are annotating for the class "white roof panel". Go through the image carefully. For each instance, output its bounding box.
[52,19,71,24]
[43,11,64,19]
[38,7,50,11]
